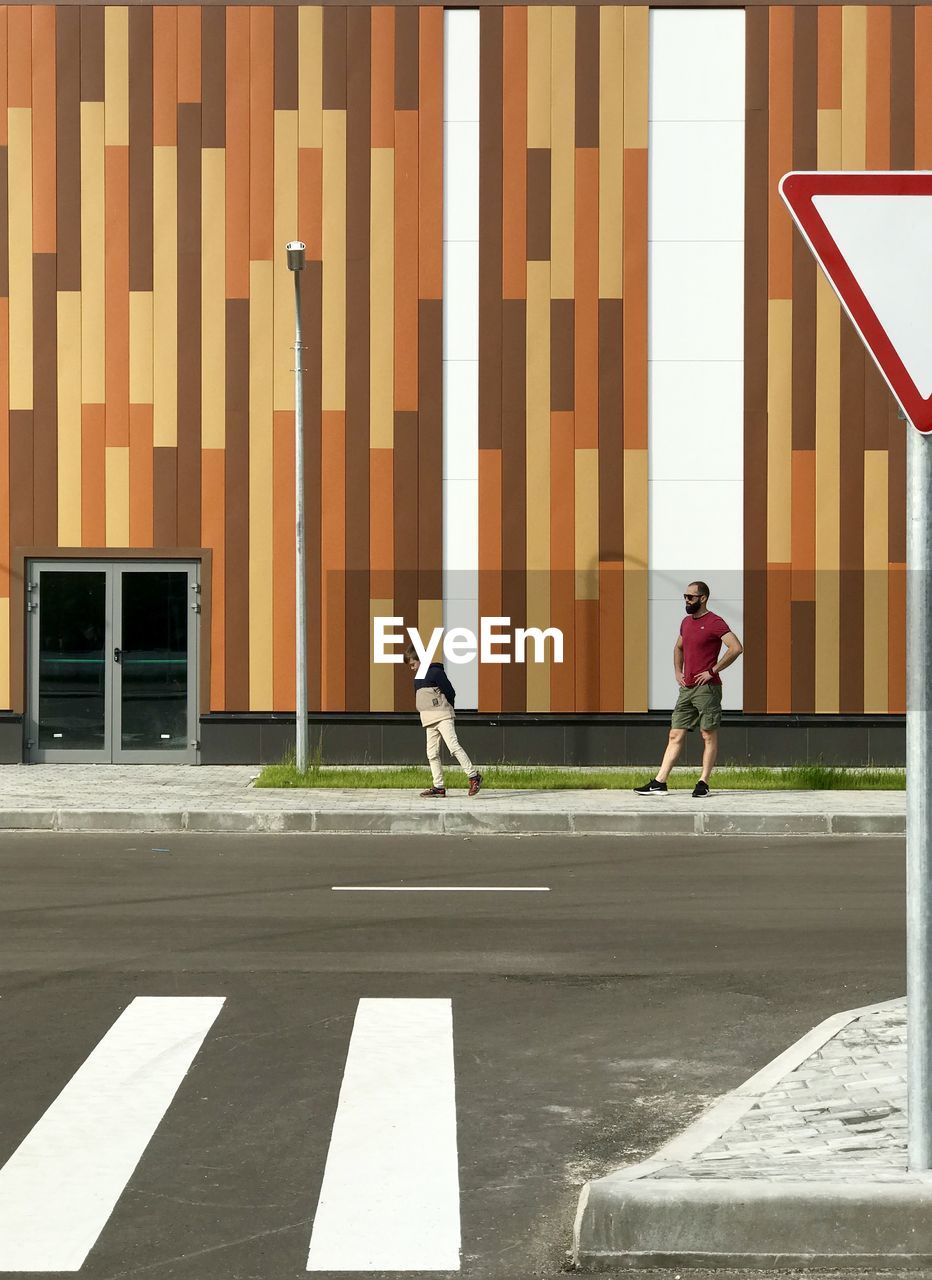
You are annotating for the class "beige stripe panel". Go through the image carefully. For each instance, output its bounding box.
[57,292,83,545]
[767,298,793,565]
[370,147,394,448]
[599,7,623,300]
[105,447,130,546]
[9,108,33,411]
[0,598,9,710]
[201,150,225,449]
[623,7,648,151]
[550,6,574,299]
[623,448,647,710]
[841,7,867,171]
[152,145,177,445]
[249,259,274,709]
[575,448,598,600]
[104,8,129,148]
[527,6,551,150]
[299,7,323,149]
[369,597,394,710]
[322,109,346,413]
[863,450,888,712]
[273,110,298,414]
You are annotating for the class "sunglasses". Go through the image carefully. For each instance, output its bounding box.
[683,593,700,601]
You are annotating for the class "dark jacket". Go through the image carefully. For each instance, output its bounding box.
[414,662,456,706]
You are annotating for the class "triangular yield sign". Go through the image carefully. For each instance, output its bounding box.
[780,171,932,433]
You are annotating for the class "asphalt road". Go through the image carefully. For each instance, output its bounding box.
[0,832,910,1280]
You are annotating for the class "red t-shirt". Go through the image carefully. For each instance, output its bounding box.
[680,611,730,686]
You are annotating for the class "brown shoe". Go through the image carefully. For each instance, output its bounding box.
[468,772,483,797]
[420,786,446,798]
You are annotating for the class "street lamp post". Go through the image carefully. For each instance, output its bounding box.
[286,241,308,773]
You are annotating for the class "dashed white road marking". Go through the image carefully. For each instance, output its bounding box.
[307,997,461,1272]
[0,996,224,1272]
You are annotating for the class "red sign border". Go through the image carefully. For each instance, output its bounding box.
[779,170,932,434]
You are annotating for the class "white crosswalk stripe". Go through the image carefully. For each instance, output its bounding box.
[0,996,224,1272]
[307,998,462,1272]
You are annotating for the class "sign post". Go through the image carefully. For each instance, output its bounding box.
[780,172,932,1169]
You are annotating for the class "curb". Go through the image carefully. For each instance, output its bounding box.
[0,809,906,835]
[573,998,921,1271]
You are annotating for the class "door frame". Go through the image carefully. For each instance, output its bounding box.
[24,557,203,764]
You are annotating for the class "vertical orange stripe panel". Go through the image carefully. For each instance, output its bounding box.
[105,146,129,446]
[888,562,905,713]
[622,149,647,449]
[272,410,296,710]
[818,7,843,110]
[226,9,250,298]
[321,410,345,710]
[299,148,323,261]
[81,405,106,546]
[31,6,54,253]
[418,7,442,300]
[202,447,225,709]
[0,8,8,146]
[0,303,9,596]
[394,110,418,410]
[791,450,816,601]
[250,8,274,262]
[768,8,793,301]
[575,599,599,711]
[502,7,527,300]
[574,148,598,449]
[478,449,502,711]
[176,6,201,104]
[599,562,623,710]
[152,7,177,147]
[369,446,393,595]
[129,403,154,547]
[550,411,575,711]
[7,7,31,110]
[370,7,394,148]
[866,8,891,169]
[917,11,932,167]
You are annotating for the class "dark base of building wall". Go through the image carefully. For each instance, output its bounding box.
[199,712,907,768]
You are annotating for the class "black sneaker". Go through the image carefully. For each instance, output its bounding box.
[633,778,668,795]
[420,786,447,798]
[692,779,710,798]
[468,772,483,797]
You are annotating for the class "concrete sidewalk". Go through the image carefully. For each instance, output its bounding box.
[573,998,930,1270]
[0,764,906,834]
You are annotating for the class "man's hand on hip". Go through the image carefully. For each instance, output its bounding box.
[694,670,714,685]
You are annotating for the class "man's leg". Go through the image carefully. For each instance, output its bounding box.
[656,728,687,783]
[699,728,718,782]
[437,719,476,777]
[426,725,444,787]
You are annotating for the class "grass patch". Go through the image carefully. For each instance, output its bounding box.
[255,762,904,791]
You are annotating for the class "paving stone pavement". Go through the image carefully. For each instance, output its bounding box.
[650,1000,908,1182]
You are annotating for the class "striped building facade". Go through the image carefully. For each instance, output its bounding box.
[0,1,915,763]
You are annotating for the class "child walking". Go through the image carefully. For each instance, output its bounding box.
[405,646,483,798]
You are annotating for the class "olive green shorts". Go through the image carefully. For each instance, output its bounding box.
[671,682,723,731]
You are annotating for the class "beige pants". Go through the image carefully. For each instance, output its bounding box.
[425,718,476,788]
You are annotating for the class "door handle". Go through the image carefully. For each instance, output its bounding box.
[113,647,122,664]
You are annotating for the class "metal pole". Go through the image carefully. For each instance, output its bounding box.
[908,425,932,1169]
[293,267,308,773]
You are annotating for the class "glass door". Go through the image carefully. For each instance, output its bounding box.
[27,561,199,764]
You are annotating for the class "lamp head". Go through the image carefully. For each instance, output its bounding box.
[286,241,306,272]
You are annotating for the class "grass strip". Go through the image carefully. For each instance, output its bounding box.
[255,763,905,791]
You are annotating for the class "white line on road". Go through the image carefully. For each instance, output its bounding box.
[331,886,550,892]
[0,995,224,1272]
[307,998,461,1272]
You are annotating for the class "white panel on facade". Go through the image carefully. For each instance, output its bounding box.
[649,242,744,362]
[443,123,481,243]
[648,9,745,711]
[648,362,743,482]
[443,11,480,123]
[443,361,479,481]
[649,10,746,123]
[649,123,745,243]
[442,11,480,708]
